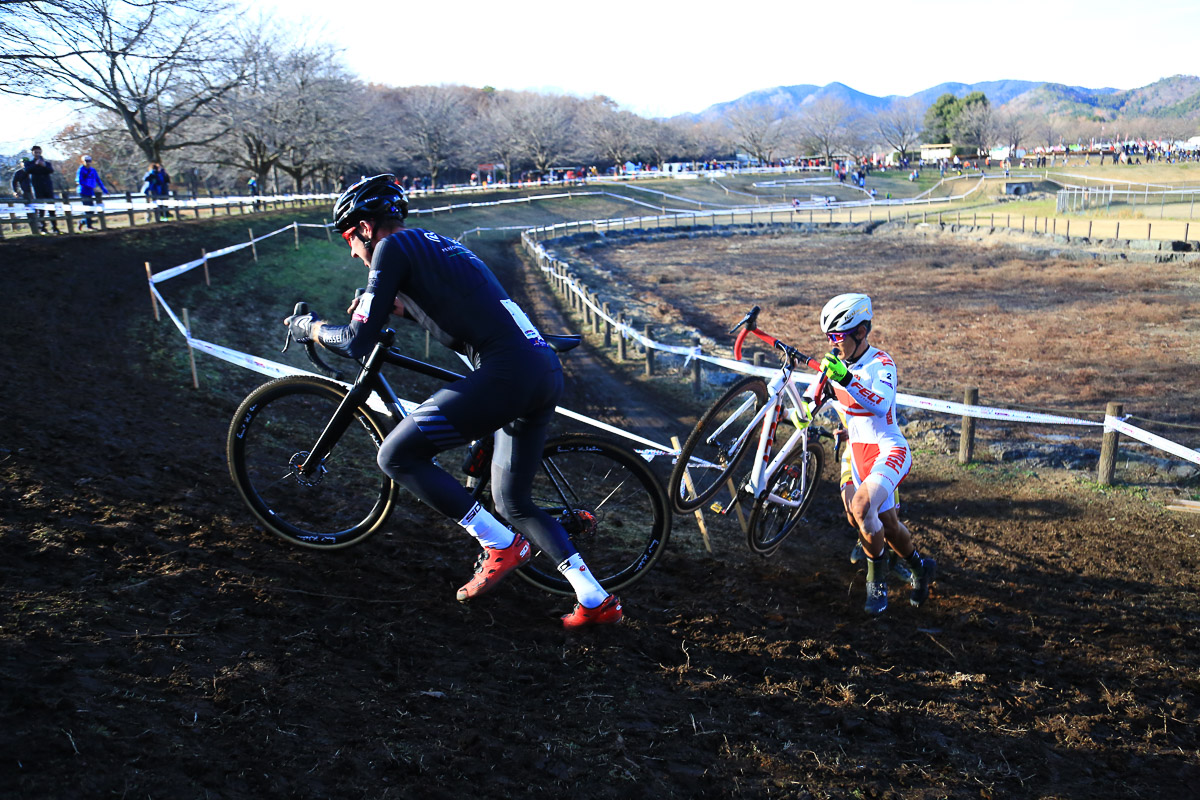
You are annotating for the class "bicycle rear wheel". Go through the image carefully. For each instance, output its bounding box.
[746,439,825,555]
[227,376,396,549]
[512,433,671,596]
[669,376,769,513]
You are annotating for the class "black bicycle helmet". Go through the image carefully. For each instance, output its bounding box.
[332,174,408,233]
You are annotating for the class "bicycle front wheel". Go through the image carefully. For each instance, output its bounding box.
[514,433,671,596]
[746,440,825,555]
[227,376,396,549]
[669,376,769,513]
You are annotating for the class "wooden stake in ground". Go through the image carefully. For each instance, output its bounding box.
[249,228,258,262]
[145,261,159,321]
[201,248,210,286]
[671,436,712,553]
[182,308,199,389]
[1098,402,1123,485]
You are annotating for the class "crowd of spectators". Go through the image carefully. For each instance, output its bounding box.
[6,138,1199,237]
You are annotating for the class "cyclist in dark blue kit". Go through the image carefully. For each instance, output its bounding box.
[285,175,622,628]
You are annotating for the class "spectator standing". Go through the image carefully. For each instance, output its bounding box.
[26,145,59,234]
[142,163,172,222]
[10,160,39,235]
[248,175,260,209]
[75,155,108,231]
[158,163,172,219]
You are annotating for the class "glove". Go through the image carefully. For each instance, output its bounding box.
[286,312,320,344]
[788,398,814,431]
[820,352,852,386]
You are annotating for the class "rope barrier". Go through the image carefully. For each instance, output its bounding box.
[138,197,1200,470]
[145,216,683,457]
[520,224,1200,468]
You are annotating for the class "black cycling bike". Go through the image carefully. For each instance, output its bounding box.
[226,303,672,596]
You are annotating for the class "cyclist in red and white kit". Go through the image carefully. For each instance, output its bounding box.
[814,293,936,615]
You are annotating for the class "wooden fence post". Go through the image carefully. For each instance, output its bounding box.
[590,292,601,334]
[201,248,210,286]
[182,308,199,389]
[671,435,712,553]
[1098,402,1123,485]
[62,191,75,234]
[617,314,627,361]
[126,192,136,228]
[644,324,654,376]
[293,221,300,250]
[145,262,159,321]
[958,387,978,465]
[249,228,258,263]
[602,302,612,348]
[691,336,702,392]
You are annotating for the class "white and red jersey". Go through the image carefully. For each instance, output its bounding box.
[812,345,910,495]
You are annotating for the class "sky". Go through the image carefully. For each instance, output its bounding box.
[4,0,1199,158]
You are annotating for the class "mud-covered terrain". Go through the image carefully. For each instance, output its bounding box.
[1,218,1198,799]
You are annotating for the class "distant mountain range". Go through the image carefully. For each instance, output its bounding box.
[690,76,1200,123]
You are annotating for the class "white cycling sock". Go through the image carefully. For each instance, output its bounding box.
[457,503,516,550]
[557,553,608,607]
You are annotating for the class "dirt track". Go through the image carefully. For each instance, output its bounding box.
[1,219,1199,799]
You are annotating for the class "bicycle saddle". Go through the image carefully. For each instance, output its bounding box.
[543,334,582,353]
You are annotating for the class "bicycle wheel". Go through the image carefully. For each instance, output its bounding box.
[227,376,396,549]
[669,376,769,513]
[511,433,671,596]
[746,439,825,555]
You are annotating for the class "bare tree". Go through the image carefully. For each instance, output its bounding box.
[582,96,642,170]
[954,100,995,158]
[379,84,476,188]
[726,104,790,165]
[642,118,691,169]
[0,0,248,163]
[874,99,924,162]
[472,89,524,183]
[994,110,1030,162]
[796,97,858,173]
[506,92,581,175]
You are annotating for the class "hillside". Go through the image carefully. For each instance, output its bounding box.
[1,200,1199,799]
[693,75,1200,123]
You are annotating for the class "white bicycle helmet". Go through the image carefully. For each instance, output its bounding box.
[820,293,873,333]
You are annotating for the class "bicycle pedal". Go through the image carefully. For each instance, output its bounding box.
[709,500,728,515]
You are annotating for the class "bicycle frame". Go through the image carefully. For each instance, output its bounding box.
[294,330,465,477]
[683,307,830,514]
[706,361,820,508]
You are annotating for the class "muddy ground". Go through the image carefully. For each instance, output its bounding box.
[1,217,1199,799]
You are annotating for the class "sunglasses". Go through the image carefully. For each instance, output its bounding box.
[341,227,356,244]
[826,330,851,344]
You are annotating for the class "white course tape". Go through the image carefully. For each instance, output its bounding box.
[150,223,297,284]
[1106,415,1200,466]
[898,393,1100,426]
[527,224,1200,467]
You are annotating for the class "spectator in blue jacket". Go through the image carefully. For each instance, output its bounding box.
[141,162,172,221]
[75,154,108,231]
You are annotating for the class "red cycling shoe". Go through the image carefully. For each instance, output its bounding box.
[456,535,532,602]
[561,594,623,629]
